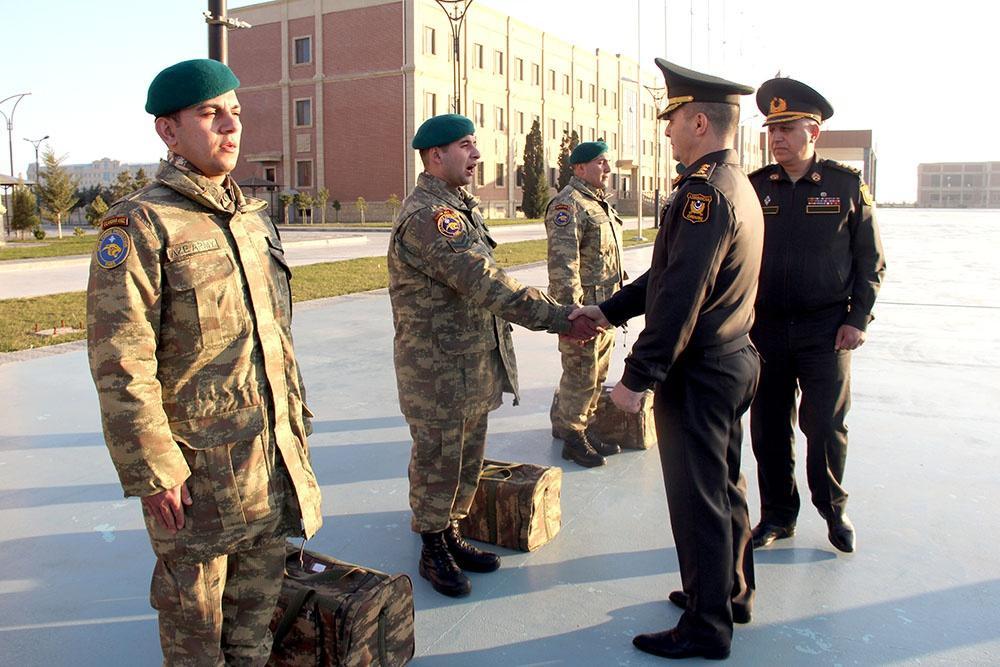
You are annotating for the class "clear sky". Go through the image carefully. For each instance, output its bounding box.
[1,0,995,202]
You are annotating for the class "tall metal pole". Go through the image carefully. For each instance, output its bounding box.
[208,0,227,63]
[634,0,644,241]
[644,86,665,227]
[204,1,251,64]
[0,92,30,245]
[25,135,48,223]
[434,1,473,115]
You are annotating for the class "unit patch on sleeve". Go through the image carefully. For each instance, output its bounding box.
[682,193,712,223]
[96,228,131,269]
[553,204,573,226]
[434,208,465,238]
[99,215,129,230]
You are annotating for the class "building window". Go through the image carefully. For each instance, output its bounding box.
[517,111,525,134]
[294,98,312,127]
[422,26,436,55]
[474,43,484,69]
[476,162,485,187]
[496,163,505,187]
[612,132,618,150]
[602,88,608,105]
[577,124,583,139]
[532,63,540,86]
[589,84,596,103]
[495,106,505,131]
[562,74,570,95]
[515,57,524,81]
[516,165,524,187]
[562,121,570,135]
[549,118,556,137]
[494,49,504,75]
[589,127,595,141]
[532,113,540,128]
[549,167,557,187]
[577,79,583,99]
[424,92,437,119]
[612,92,618,108]
[295,160,313,188]
[474,102,485,127]
[263,167,276,183]
[293,36,311,65]
[549,69,556,90]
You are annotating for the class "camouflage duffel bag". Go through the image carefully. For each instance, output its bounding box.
[588,384,657,451]
[268,544,415,667]
[459,459,562,552]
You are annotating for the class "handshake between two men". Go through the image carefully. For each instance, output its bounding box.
[559,304,647,416]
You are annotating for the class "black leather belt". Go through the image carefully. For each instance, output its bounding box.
[699,333,751,359]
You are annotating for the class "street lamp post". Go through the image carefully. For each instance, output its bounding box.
[25,135,48,224]
[643,85,665,227]
[0,92,31,244]
[434,0,473,114]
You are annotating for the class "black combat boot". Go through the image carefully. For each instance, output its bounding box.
[585,428,621,457]
[562,430,606,468]
[444,520,501,573]
[419,531,472,597]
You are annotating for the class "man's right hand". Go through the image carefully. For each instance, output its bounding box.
[569,305,611,330]
[142,482,193,534]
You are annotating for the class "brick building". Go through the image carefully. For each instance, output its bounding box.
[229,0,762,221]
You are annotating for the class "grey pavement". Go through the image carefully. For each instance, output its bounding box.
[1,209,999,665]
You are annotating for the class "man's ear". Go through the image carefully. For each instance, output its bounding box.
[155,117,178,148]
[694,112,710,137]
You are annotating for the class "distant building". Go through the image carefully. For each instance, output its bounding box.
[229,0,762,220]
[27,157,160,191]
[917,161,1000,208]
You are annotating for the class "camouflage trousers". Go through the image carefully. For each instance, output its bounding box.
[552,328,615,434]
[150,537,286,666]
[407,411,489,533]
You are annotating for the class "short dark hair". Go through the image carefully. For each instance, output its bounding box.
[685,102,739,139]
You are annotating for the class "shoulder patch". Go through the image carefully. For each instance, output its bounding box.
[552,203,573,212]
[95,228,131,270]
[860,182,874,206]
[434,207,465,239]
[553,209,572,226]
[99,215,129,230]
[682,193,712,224]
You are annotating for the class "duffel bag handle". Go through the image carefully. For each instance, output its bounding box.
[481,463,520,480]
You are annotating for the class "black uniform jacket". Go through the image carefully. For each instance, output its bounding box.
[601,149,764,392]
[749,156,885,330]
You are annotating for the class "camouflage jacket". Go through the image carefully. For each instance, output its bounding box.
[86,160,322,558]
[545,176,625,305]
[388,172,572,421]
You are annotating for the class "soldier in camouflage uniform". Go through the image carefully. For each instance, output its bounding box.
[388,114,599,598]
[86,59,322,665]
[546,140,625,467]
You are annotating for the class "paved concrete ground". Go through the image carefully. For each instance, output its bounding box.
[1,209,998,665]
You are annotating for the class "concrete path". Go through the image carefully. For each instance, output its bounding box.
[1,209,998,665]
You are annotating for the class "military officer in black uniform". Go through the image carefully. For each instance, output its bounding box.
[747,78,886,554]
[573,59,763,660]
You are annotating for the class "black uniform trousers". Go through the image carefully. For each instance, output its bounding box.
[653,344,759,648]
[750,306,852,526]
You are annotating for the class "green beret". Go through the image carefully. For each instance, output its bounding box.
[570,140,609,164]
[145,59,241,117]
[412,114,476,150]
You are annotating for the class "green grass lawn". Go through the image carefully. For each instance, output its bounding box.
[0,235,99,261]
[0,235,653,353]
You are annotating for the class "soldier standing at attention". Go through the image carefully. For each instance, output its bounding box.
[86,59,322,665]
[388,114,599,598]
[573,59,762,660]
[747,78,885,554]
[546,140,625,468]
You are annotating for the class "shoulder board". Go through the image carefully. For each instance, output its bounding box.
[822,159,862,177]
[688,162,716,180]
[748,164,776,179]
